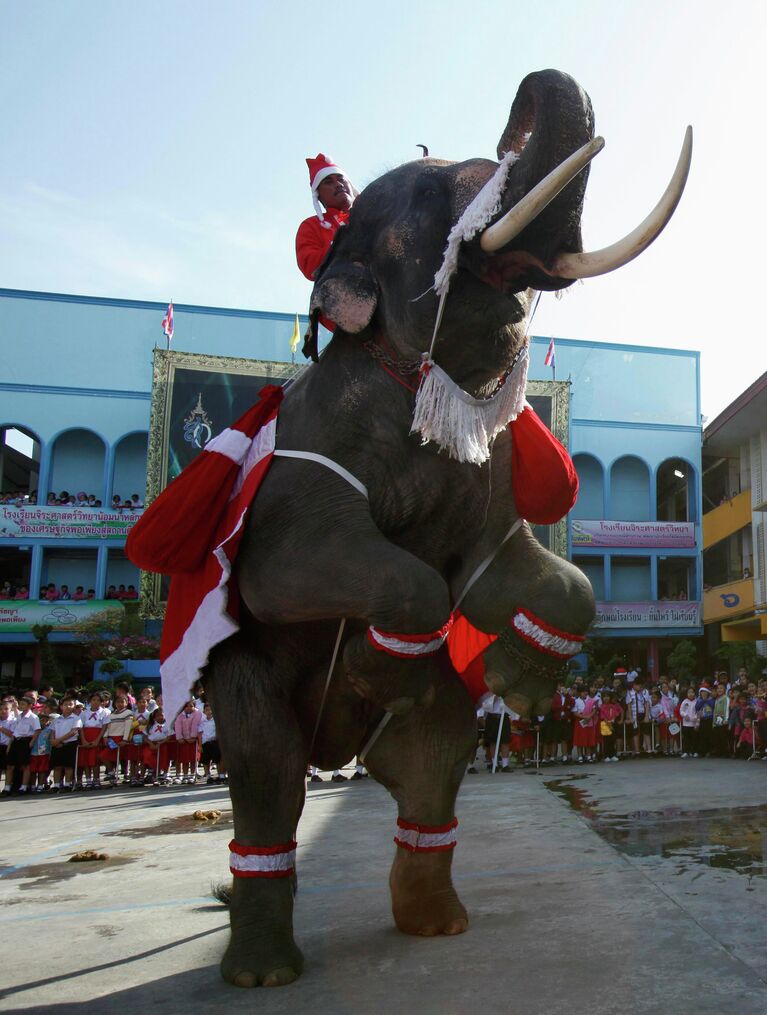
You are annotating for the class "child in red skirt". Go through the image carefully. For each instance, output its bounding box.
[100,695,134,785]
[29,714,54,791]
[173,700,203,784]
[509,716,535,765]
[143,709,174,784]
[571,688,599,763]
[79,692,110,789]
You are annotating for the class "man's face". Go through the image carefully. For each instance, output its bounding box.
[317,173,353,212]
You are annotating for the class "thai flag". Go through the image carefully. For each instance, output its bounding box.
[162,301,174,344]
[544,337,555,368]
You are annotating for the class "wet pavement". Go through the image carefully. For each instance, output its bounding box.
[0,759,765,1013]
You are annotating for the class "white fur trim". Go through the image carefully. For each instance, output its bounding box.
[434,147,523,297]
[368,627,446,656]
[230,418,278,499]
[311,165,347,191]
[229,849,296,874]
[205,427,253,465]
[394,825,457,851]
[411,346,529,464]
[512,611,583,658]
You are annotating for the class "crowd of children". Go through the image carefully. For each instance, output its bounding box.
[470,666,767,771]
[0,682,225,795]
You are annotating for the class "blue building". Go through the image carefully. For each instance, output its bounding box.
[1,287,702,686]
[527,335,703,679]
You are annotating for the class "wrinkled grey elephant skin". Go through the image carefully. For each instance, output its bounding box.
[204,69,597,988]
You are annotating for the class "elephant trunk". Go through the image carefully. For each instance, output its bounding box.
[492,69,596,268]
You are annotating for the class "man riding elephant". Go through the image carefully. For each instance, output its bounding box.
[128,68,691,988]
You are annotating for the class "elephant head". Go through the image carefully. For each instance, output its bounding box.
[310,68,691,396]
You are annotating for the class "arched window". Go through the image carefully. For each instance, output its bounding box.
[0,424,42,502]
[48,429,107,504]
[112,432,148,506]
[656,458,695,522]
[610,456,651,521]
[572,454,604,519]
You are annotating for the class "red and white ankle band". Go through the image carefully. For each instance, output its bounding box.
[394,817,458,853]
[511,607,584,659]
[368,620,452,659]
[229,839,297,878]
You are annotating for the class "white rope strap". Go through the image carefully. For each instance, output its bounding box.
[273,449,368,500]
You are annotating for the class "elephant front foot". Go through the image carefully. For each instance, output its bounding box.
[221,878,304,988]
[389,847,468,937]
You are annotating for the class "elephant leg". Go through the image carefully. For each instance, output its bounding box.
[205,635,306,989]
[239,516,452,714]
[365,667,477,936]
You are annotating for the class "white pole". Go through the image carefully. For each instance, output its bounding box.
[72,745,79,792]
[492,705,505,773]
[535,728,541,770]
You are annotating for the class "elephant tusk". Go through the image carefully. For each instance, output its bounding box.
[550,125,693,279]
[479,137,605,253]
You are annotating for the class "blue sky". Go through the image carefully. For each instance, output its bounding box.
[1,0,764,418]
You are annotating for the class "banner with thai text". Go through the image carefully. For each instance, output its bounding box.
[594,601,701,628]
[0,599,125,633]
[0,505,143,541]
[572,519,695,549]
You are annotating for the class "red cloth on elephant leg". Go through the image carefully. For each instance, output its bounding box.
[509,405,578,525]
[447,610,497,704]
[125,384,284,723]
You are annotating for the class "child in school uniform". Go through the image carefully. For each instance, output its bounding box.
[200,703,226,783]
[143,708,174,784]
[598,691,622,761]
[100,695,134,785]
[0,701,16,788]
[571,688,598,763]
[173,700,203,784]
[49,697,83,791]
[29,714,54,791]
[679,687,700,758]
[4,696,40,794]
[735,716,761,759]
[126,702,152,786]
[79,692,111,789]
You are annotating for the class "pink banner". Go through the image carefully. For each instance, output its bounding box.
[594,601,701,628]
[572,519,695,549]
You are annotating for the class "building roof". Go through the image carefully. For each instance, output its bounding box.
[703,372,767,453]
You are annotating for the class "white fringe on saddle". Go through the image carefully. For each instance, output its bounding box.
[411,346,529,465]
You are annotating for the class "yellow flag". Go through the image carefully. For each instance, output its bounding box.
[289,314,301,354]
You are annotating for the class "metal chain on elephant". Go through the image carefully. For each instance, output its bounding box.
[496,627,570,683]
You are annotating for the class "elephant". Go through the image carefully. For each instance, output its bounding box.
[169,69,690,987]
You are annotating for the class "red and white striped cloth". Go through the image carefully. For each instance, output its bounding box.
[126,385,284,722]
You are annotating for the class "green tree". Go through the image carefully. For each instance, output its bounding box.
[30,624,65,689]
[667,639,698,682]
[714,642,766,680]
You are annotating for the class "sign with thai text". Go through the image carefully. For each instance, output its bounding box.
[572,519,695,549]
[0,600,125,633]
[0,505,142,541]
[594,601,701,628]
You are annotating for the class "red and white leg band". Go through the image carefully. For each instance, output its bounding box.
[368,619,452,659]
[229,839,297,878]
[511,607,585,659]
[394,817,458,853]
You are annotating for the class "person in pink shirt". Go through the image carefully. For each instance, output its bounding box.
[173,700,203,784]
[44,583,60,601]
[598,691,623,762]
[14,586,29,600]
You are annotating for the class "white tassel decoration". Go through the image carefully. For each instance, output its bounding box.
[411,346,529,464]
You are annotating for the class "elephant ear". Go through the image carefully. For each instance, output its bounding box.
[310,258,379,336]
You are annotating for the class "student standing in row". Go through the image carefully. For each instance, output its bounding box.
[3,696,40,794]
[49,697,83,791]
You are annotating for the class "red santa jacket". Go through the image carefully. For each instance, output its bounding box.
[295,210,349,281]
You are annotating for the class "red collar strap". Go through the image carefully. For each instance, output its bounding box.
[394,817,458,853]
[229,839,297,878]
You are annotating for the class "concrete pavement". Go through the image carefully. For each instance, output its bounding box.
[1,759,766,1013]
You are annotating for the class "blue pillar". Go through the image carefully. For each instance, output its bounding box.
[95,545,109,599]
[36,440,52,506]
[29,545,44,598]
[103,441,115,506]
[603,554,611,601]
[650,555,658,600]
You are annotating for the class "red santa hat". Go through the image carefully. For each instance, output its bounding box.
[307,153,349,228]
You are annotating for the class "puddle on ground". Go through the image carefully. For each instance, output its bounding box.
[544,777,767,880]
[2,855,135,889]
[106,812,233,838]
